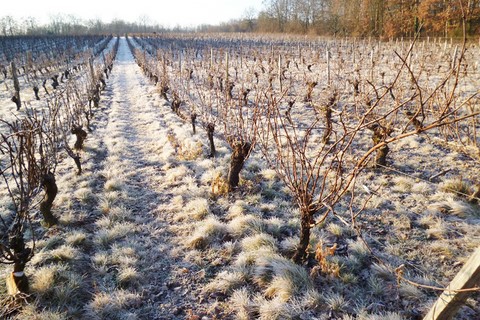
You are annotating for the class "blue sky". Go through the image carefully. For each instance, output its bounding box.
[2,0,263,27]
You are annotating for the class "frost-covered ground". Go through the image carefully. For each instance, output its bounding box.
[0,36,479,319]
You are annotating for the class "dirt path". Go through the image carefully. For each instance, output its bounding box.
[87,37,210,319]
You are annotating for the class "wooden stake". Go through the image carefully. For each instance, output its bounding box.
[423,246,480,320]
[210,48,213,69]
[451,45,458,70]
[278,54,282,91]
[326,49,331,87]
[370,49,374,82]
[88,57,95,85]
[225,51,229,85]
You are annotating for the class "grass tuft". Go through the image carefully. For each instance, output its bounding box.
[204,271,246,294]
[117,266,140,288]
[186,216,229,249]
[230,288,252,320]
[431,197,478,218]
[257,296,292,320]
[229,215,264,237]
[253,253,312,299]
[182,198,210,221]
[440,178,472,198]
[324,292,348,312]
[84,290,141,319]
[74,187,96,204]
[65,230,87,246]
[241,233,277,252]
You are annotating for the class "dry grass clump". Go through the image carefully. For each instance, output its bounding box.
[418,213,437,229]
[428,241,453,258]
[264,276,297,301]
[96,215,115,229]
[233,249,268,272]
[440,177,473,198]
[253,254,312,300]
[55,193,74,209]
[49,245,80,262]
[411,181,432,194]
[178,140,203,161]
[323,292,348,312]
[98,194,119,215]
[257,296,294,319]
[109,205,132,222]
[241,233,277,252]
[345,239,371,271]
[260,183,283,201]
[229,215,265,237]
[31,265,64,295]
[93,252,110,273]
[94,222,137,247]
[326,223,344,237]
[368,276,387,297]
[165,165,189,184]
[35,235,64,251]
[425,218,447,240]
[110,244,138,267]
[168,194,184,212]
[370,262,395,281]
[348,238,370,260]
[278,236,298,256]
[117,266,140,288]
[340,272,359,285]
[391,176,413,193]
[364,312,404,320]
[398,282,423,301]
[74,187,96,204]
[211,173,229,197]
[229,288,253,320]
[65,230,87,246]
[226,200,246,218]
[204,271,246,295]
[104,178,124,192]
[264,217,289,238]
[59,210,81,225]
[181,197,210,221]
[31,265,86,312]
[186,216,230,249]
[15,305,67,320]
[31,245,80,265]
[260,168,277,181]
[431,197,478,218]
[84,290,141,319]
[200,167,224,185]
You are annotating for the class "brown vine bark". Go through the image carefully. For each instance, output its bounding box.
[191,113,197,135]
[39,172,59,227]
[304,81,317,102]
[65,145,82,175]
[6,223,31,294]
[292,208,314,264]
[227,142,251,192]
[370,124,392,167]
[71,125,87,150]
[33,86,40,100]
[207,123,216,158]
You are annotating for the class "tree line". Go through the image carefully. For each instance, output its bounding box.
[253,0,480,37]
[0,15,167,36]
[2,0,480,37]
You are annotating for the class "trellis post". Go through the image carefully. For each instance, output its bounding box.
[423,246,480,320]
